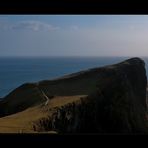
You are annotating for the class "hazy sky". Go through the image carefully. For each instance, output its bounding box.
[0,15,148,57]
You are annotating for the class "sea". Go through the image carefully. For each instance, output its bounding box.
[0,56,148,98]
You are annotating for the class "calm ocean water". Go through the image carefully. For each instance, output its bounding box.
[0,56,147,98]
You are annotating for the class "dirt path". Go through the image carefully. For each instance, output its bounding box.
[40,90,49,105]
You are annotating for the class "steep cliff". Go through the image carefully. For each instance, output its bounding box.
[0,57,147,134]
[33,57,148,133]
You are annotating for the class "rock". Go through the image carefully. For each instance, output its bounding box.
[0,57,147,133]
[34,57,148,134]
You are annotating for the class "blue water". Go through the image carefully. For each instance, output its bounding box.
[0,56,147,98]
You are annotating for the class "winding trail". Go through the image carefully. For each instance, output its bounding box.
[36,84,50,106]
[38,89,49,106]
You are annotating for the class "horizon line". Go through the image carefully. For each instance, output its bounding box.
[0,55,144,58]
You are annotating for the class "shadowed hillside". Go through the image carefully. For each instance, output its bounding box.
[0,57,147,133]
[0,62,107,116]
[33,57,148,133]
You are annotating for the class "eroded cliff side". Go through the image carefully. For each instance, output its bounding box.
[33,58,148,133]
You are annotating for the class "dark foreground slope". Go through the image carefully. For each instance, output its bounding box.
[33,57,148,133]
[0,62,105,116]
[0,57,147,133]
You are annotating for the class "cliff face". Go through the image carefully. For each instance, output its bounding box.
[33,58,148,133]
[0,57,147,133]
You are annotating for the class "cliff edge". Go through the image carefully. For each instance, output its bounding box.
[33,57,148,133]
[0,57,147,134]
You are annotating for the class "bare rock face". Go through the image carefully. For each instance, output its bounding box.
[34,58,148,134]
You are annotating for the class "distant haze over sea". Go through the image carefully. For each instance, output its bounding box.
[0,56,148,98]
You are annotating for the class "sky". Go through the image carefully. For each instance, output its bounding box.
[0,15,148,57]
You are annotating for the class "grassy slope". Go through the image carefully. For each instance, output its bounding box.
[0,95,86,133]
[0,66,101,133]
[0,57,147,133]
[0,67,101,117]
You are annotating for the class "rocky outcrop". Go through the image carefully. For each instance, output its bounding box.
[0,57,147,133]
[33,58,148,133]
